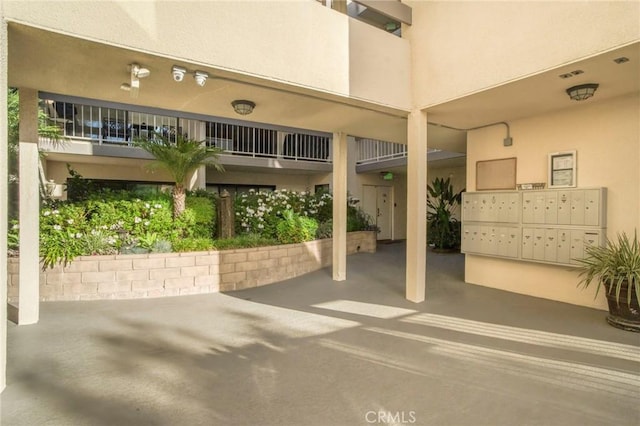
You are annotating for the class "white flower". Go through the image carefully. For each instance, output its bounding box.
[75,233,82,239]
[286,204,291,209]
[241,222,247,227]
[154,204,162,209]
[11,224,19,230]
[67,219,74,224]
[53,225,62,231]
[257,224,264,229]
[149,211,154,216]
[144,221,150,226]
[134,217,142,224]
[52,210,60,215]
[43,211,51,216]
[145,203,150,209]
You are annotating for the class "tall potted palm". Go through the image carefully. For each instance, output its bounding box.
[135,133,224,218]
[576,231,640,332]
[427,177,464,251]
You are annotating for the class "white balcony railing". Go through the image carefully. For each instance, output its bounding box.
[40,97,332,163]
[356,138,407,164]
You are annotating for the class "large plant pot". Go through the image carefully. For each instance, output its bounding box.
[604,281,640,332]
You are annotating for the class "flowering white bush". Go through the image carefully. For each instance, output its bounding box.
[235,189,333,238]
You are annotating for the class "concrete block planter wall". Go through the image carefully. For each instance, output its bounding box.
[7,231,376,303]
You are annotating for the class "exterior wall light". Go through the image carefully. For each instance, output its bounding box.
[566,83,599,101]
[131,64,151,79]
[232,100,256,115]
[194,71,208,87]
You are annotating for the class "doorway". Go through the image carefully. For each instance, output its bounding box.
[362,185,392,240]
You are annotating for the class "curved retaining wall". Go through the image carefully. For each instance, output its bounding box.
[7,232,376,302]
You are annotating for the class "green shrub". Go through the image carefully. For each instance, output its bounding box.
[276,210,318,244]
[172,237,215,252]
[186,196,216,237]
[235,189,331,238]
[212,234,278,250]
[316,220,333,239]
[347,207,374,232]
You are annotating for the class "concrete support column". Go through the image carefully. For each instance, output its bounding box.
[188,165,206,191]
[405,110,428,302]
[1,18,9,392]
[332,132,347,281]
[18,88,40,324]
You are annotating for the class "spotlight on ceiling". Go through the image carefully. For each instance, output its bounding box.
[172,65,187,82]
[194,71,209,87]
[120,83,131,91]
[130,63,151,78]
[566,83,599,101]
[231,100,256,115]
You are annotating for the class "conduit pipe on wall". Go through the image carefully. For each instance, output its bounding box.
[428,121,512,146]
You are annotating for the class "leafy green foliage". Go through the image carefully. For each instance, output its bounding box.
[276,210,319,244]
[134,133,224,217]
[235,189,372,240]
[576,231,640,305]
[427,177,464,250]
[212,234,278,250]
[186,196,216,238]
[172,238,215,252]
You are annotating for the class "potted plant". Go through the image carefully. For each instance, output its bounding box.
[427,177,464,252]
[576,231,640,332]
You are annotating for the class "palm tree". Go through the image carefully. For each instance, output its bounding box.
[135,133,224,218]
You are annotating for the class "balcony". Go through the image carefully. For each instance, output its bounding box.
[39,97,333,171]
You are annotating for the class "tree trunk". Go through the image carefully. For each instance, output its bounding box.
[173,184,186,218]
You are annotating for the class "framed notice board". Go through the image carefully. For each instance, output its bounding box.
[548,150,577,188]
[476,157,517,190]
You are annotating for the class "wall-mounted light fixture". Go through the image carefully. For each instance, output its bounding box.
[194,71,209,87]
[131,64,151,79]
[231,100,256,115]
[123,63,150,98]
[566,83,599,101]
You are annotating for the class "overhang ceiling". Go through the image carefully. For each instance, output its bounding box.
[7,23,409,145]
[426,42,640,129]
[9,23,636,157]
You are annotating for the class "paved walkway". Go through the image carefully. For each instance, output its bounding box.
[2,243,639,425]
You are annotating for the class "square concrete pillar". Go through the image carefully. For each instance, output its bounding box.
[406,110,428,302]
[0,19,9,391]
[332,132,348,281]
[18,88,40,325]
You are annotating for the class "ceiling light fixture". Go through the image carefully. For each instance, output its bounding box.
[194,71,209,87]
[232,100,256,115]
[120,83,131,91]
[566,83,599,101]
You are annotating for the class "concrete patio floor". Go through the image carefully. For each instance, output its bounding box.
[2,242,639,425]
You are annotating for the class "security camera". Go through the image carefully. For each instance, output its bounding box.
[194,71,209,87]
[172,66,186,82]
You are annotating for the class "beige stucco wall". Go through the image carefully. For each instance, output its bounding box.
[348,18,411,109]
[3,0,410,109]
[46,159,328,194]
[465,93,640,309]
[4,1,348,95]
[407,0,640,107]
[206,170,320,193]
